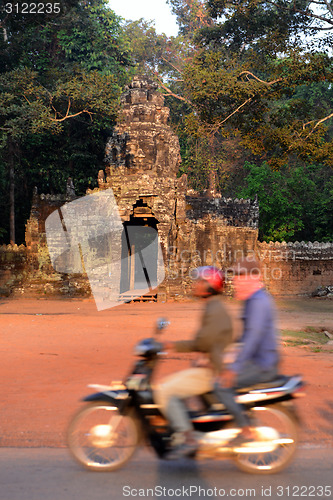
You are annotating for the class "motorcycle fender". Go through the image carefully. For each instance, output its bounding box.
[279,400,302,424]
[82,390,131,413]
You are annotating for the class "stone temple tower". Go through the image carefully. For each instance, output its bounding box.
[97,76,187,301]
[105,76,181,177]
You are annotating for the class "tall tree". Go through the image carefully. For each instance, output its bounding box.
[167,0,212,37]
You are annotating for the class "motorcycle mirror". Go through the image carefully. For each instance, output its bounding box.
[156,318,170,332]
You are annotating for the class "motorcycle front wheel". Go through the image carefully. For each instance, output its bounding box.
[67,402,139,471]
[234,403,299,474]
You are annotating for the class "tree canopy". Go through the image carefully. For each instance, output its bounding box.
[0,0,332,244]
[160,0,332,241]
[0,0,134,243]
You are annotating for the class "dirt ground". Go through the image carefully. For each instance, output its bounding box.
[0,296,332,448]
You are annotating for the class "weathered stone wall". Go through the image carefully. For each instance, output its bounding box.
[0,244,27,296]
[22,190,90,297]
[25,191,67,275]
[165,221,259,299]
[160,191,259,299]
[185,195,259,229]
[258,241,333,296]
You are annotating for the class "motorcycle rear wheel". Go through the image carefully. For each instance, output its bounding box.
[234,403,299,474]
[67,402,139,471]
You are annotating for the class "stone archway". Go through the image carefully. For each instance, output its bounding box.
[120,199,159,300]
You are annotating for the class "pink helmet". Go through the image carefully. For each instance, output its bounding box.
[192,266,225,293]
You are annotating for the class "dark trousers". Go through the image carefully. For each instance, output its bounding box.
[215,361,279,428]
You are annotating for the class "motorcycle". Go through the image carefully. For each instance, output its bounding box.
[67,319,305,474]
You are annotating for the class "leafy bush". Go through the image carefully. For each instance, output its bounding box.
[236,162,333,242]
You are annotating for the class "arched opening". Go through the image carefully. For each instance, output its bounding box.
[112,148,118,163]
[120,200,159,300]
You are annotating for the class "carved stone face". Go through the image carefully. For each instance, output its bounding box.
[106,77,179,175]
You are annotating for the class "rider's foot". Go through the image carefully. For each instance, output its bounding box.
[168,441,198,459]
[168,431,198,459]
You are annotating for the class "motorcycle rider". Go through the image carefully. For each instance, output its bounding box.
[215,256,280,446]
[154,266,234,458]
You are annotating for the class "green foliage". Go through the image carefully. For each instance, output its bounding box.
[181,48,333,166]
[1,0,78,72]
[167,0,211,38]
[0,0,134,244]
[0,158,7,238]
[122,17,193,93]
[204,0,333,53]
[174,0,333,171]
[178,133,229,192]
[0,68,61,139]
[235,162,333,242]
[123,19,171,76]
[0,0,132,76]
[56,1,132,79]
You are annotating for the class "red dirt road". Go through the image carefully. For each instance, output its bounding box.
[0,297,332,448]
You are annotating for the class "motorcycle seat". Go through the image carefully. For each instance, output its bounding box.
[235,375,291,393]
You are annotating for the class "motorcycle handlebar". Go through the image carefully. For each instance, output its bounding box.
[155,318,170,333]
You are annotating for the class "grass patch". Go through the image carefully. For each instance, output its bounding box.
[281,327,330,352]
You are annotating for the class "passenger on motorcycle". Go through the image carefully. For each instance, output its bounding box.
[154,266,234,459]
[215,256,281,446]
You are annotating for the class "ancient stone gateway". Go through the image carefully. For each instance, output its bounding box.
[18,76,332,302]
[93,76,259,302]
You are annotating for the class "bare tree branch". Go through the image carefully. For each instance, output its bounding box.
[23,95,32,105]
[304,112,333,139]
[302,10,333,25]
[323,0,333,17]
[216,98,253,126]
[202,71,283,133]
[239,71,283,85]
[311,25,333,30]
[161,56,183,75]
[48,97,94,122]
[155,73,191,104]
[302,119,315,130]
[49,110,93,122]
[202,98,254,138]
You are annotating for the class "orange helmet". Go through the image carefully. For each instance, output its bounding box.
[191,266,225,293]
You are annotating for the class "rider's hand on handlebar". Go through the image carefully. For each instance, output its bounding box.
[163,341,174,351]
